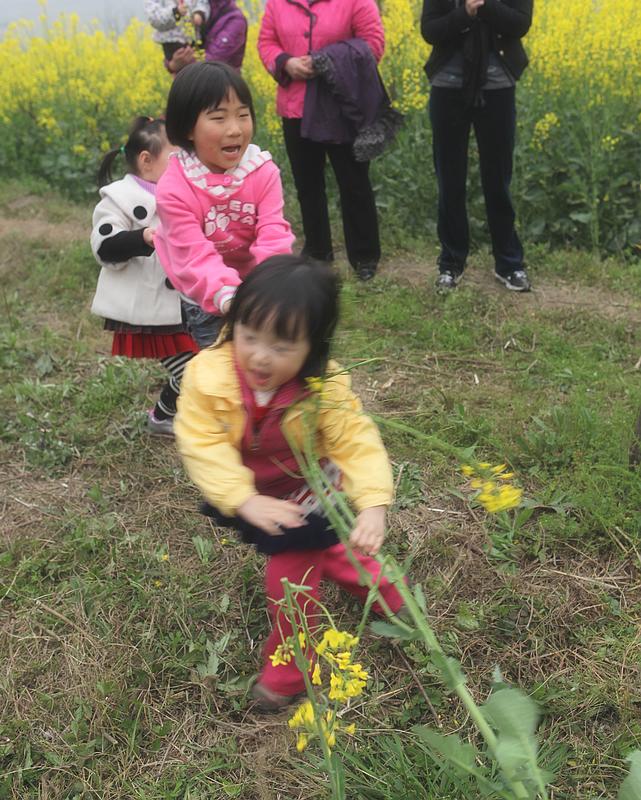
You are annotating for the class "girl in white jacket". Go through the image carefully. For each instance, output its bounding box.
[90,117,198,436]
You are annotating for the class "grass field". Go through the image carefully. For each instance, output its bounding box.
[1,180,640,799]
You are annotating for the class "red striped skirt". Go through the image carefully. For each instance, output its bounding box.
[111,332,199,359]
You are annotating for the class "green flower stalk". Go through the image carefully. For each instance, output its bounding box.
[280,394,547,800]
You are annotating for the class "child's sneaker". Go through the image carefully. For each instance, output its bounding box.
[147,409,174,437]
[251,681,302,713]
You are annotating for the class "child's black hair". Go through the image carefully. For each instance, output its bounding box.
[97,116,167,187]
[165,61,255,151]
[223,255,341,379]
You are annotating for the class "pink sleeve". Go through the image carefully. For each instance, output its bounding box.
[352,0,385,62]
[249,163,295,266]
[257,0,283,74]
[155,184,242,314]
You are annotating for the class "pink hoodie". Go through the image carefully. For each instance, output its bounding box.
[258,0,385,120]
[154,145,294,314]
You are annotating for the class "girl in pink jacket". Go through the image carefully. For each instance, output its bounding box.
[258,0,384,282]
[155,62,295,348]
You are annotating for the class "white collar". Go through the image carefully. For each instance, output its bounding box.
[176,144,272,199]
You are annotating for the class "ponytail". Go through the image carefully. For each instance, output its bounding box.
[97,147,123,187]
[96,116,167,188]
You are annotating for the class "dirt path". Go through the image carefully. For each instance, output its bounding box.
[0,189,638,322]
[381,255,641,323]
[0,193,88,245]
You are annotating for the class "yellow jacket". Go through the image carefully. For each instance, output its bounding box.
[175,342,393,517]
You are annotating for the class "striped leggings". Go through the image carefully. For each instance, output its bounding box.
[154,350,195,419]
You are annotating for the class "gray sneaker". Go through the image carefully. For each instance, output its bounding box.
[147,410,174,437]
[435,270,461,292]
[495,269,531,292]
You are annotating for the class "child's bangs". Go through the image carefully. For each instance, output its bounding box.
[212,82,253,111]
[238,294,308,342]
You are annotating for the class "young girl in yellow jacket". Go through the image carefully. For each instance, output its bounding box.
[175,255,404,710]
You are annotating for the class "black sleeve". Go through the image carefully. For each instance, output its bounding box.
[477,0,533,38]
[97,229,154,263]
[421,0,474,45]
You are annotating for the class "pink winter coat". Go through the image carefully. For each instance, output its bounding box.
[154,145,294,314]
[257,0,385,119]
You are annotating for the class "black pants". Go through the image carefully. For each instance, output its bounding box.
[429,86,524,278]
[282,118,380,270]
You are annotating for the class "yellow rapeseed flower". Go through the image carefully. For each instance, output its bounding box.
[269,641,294,667]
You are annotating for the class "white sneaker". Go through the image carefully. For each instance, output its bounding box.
[147,409,174,437]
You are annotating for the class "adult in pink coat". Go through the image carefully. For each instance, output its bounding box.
[258,0,385,281]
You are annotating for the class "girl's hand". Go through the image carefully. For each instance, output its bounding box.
[143,227,156,247]
[465,0,485,16]
[238,495,306,536]
[284,56,315,81]
[349,506,386,556]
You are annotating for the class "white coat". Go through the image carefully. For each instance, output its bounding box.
[90,175,182,326]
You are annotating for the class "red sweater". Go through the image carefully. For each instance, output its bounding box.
[235,361,308,499]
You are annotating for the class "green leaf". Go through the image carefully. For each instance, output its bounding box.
[569,211,592,224]
[281,581,313,592]
[369,619,419,641]
[413,582,427,613]
[455,607,480,631]
[330,751,347,799]
[483,687,550,795]
[413,726,477,770]
[413,727,505,797]
[483,687,539,740]
[35,353,55,377]
[430,651,466,691]
[618,750,641,800]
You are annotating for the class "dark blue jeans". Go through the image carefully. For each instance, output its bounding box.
[181,301,224,349]
[429,86,524,277]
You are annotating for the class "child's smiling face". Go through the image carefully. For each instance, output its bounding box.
[189,89,253,173]
[234,321,311,393]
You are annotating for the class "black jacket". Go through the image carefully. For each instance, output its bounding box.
[421,0,533,83]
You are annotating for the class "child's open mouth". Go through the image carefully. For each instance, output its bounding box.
[222,145,241,155]
[250,370,271,386]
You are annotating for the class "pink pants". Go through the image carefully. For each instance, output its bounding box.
[260,543,404,695]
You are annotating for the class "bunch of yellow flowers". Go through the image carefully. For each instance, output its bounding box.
[288,701,357,753]
[273,627,367,753]
[461,463,523,514]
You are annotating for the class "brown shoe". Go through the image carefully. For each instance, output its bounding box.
[251,681,303,713]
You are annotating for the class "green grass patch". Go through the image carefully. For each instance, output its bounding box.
[1,186,640,798]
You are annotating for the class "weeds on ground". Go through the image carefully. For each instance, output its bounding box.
[1,188,640,798]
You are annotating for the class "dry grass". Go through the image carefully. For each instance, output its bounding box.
[1,185,640,799]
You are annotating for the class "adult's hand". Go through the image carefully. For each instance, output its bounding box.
[167,45,196,75]
[284,56,315,81]
[465,0,485,16]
